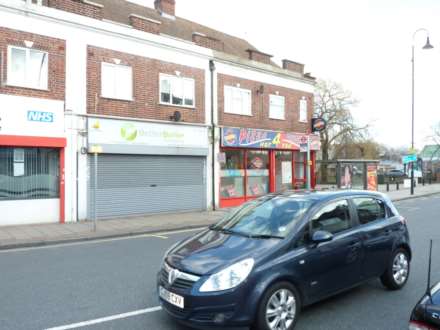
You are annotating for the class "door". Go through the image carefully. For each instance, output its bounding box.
[275,151,293,191]
[88,154,206,219]
[296,199,363,300]
[352,197,396,278]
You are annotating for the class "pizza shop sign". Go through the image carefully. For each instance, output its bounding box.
[221,127,321,151]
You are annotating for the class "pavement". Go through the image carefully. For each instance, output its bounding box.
[1,196,439,330]
[1,183,439,250]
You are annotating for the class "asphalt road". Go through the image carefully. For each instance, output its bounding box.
[1,196,440,330]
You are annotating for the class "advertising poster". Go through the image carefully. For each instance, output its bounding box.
[281,161,292,184]
[367,165,378,191]
[340,164,353,189]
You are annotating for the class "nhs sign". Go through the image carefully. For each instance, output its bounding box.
[27,111,54,123]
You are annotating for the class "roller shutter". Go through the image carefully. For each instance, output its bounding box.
[88,154,206,219]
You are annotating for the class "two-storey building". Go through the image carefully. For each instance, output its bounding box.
[0,0,319,225]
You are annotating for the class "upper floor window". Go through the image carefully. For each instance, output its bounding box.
[299,97,308,122]
[269,94,285,120]
[224,85,252,116]
[160,74,195,107]
[101,62,133,101]
[7,46,48,90]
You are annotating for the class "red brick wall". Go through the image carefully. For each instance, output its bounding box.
[87,46,205,124]
[247,50,272,65]
[218,73,313,133]
[48,0,103,20]
[0,27,65,100]
[129,15,161,35]
[282,60,304,75]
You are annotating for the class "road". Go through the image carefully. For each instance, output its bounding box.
[1,196,440,330]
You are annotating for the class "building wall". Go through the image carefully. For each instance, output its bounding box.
[0,26,65,100]
[87,46,206,124]
[217,73,313,132]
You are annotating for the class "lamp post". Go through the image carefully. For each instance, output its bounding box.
[411,28,433,195]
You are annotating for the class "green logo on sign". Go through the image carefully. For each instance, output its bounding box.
[120,123,138,142]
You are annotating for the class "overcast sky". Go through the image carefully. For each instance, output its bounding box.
[131,0,440,150]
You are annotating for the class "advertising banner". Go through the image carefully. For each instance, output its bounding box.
[221,127,321,151]
[367,165,378,191]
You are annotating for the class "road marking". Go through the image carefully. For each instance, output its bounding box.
[0,227,205,253]
[45,306,162,330]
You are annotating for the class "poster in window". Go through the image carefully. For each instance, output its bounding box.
[281,161,292,184]
[340,164,352,189]
[367,165,378,191]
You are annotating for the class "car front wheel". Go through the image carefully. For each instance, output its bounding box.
[255,282,300,330]
[380,248,410,290]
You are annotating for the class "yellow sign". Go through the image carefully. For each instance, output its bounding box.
[90,145,103,154]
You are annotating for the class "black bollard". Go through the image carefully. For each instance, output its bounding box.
[386,183,390,192]
[396,182,399,190]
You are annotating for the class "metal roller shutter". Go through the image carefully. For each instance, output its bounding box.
[88,154,206,219]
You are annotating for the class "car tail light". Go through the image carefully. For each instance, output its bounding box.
[409,320,435,330]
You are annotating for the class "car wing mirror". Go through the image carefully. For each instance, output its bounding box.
[425,304,440,325]
[311,230,333,244]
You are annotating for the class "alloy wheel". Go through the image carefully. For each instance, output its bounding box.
[265,288,296,330]
[392,252,409,285]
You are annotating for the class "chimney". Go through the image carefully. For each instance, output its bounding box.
[282,59,304,75]
[246,49,273,65]
[154,0,175,17]
[130,14,161,34]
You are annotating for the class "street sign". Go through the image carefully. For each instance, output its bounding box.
[402,154,417,164]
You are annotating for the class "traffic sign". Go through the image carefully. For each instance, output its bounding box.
[402,154,417,164]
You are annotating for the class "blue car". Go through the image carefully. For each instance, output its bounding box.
[157,190,411,330]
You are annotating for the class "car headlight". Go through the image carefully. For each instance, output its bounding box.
[199,258,254,292]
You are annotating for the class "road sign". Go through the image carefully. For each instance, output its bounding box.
[402,154,417,164]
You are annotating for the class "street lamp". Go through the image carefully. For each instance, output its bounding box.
[411,28,434,195]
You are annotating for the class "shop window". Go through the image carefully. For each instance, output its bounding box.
[269,95,285,120]
[224,85,252,116]
[299,97,308,122]
[0,147,59,200]
[220,150,245,198]
[275,151,293,191]
[247,150,269,196]
[7,46,48,90]
[101,62,133,101]
[160,74,195,107]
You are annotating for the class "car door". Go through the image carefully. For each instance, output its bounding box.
[295,199,363,301]
[351,197,396,278]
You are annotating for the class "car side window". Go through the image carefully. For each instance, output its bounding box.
[353,198,386,225]
[310,200,351,235]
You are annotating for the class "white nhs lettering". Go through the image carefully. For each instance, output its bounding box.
[27,111,54,123]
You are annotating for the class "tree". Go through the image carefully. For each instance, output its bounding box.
[333,139,381,160]
[314,79,368,162]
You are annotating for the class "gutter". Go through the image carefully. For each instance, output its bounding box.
[209,60,216,211]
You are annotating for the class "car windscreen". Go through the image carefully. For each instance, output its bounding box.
[212,196,313,238]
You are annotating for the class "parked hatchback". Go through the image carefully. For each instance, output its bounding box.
[157,190,411,330]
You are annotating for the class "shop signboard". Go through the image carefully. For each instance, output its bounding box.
[402,154,417,164]
[0,94,65,138]
[88,118,209,154]
[221,127,320,151]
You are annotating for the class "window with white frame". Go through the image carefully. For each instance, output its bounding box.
[224,85,252,116]
[160,74,195,107]
[7,46,48,89]
[299,97,308,122]
[101,62,133,101]
[269,94,285,120]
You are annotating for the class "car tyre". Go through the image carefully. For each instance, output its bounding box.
[255,281,301,330]
[380,248,410,290]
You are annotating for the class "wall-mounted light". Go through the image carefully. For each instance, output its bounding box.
[24,40,34,48]
[275,91,279,95]
[236,83,240,88]
[175,71,181,77]
[113,58,121,65]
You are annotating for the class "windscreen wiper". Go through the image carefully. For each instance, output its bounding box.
[209,226,249,237]
[249,234,284,239]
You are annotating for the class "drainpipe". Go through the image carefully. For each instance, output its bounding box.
[209,60,216,211]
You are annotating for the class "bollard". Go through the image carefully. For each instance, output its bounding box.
[423,178,425,186]
[429,177,432,185]
[396,182,399,190]
[386,182,390,192]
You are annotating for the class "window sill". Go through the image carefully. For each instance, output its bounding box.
[224,111,253,117]
[299,120,308,123]
[269,117,286,121]
[159,102,196,110]
[4,82,49,92]
[100,95,134,102]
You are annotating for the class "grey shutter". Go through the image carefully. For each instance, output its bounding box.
[88,154,206,219]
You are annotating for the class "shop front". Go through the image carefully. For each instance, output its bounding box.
[0,94,66,225]
[219,127,320,208]
[87,118,209,219]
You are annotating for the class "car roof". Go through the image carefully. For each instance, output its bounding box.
[273,189,387,203]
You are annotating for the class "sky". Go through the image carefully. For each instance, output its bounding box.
[130,0,440,150]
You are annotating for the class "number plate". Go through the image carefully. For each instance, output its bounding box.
[159,286,184,309]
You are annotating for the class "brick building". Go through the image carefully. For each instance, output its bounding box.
[0,0,318,225]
